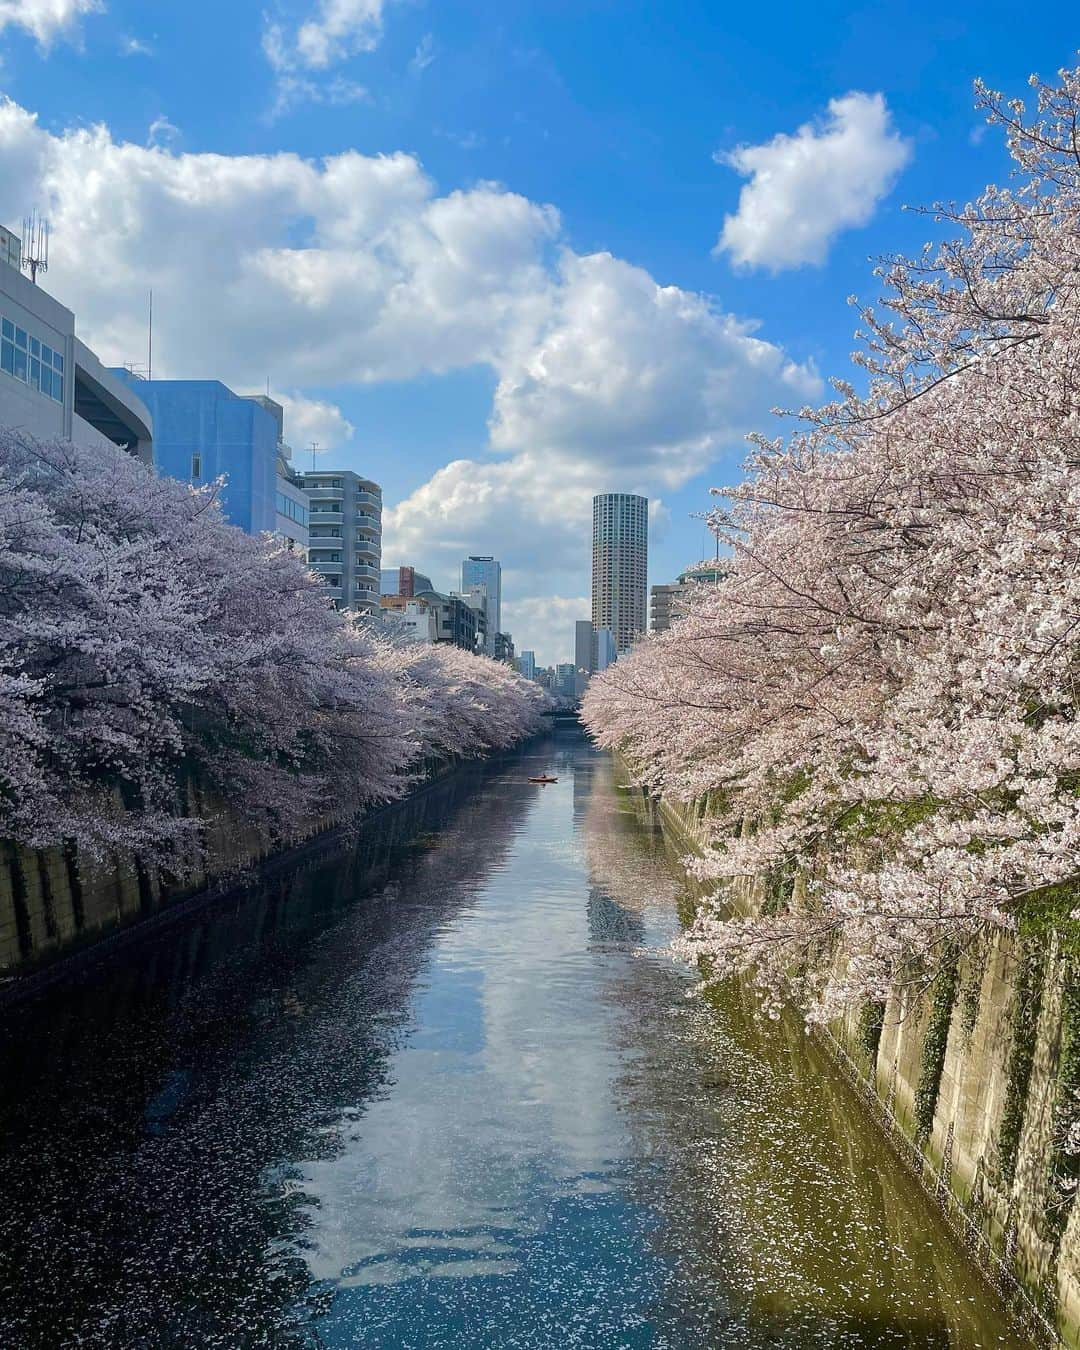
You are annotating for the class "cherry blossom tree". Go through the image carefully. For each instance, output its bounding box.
[584,62,1080,1021]
[0,429,542,870]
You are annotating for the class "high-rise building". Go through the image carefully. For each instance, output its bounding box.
[518,650,537,681]
[592,493,648,654]
[461,556,501,653]
[297,469,382,615]
[593,627,616,672]
[575,620,594,674]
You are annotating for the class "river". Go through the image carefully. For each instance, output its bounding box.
[0,737,1030,1347]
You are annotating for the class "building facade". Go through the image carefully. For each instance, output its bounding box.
[651,563,728,632]
[575,620,594,675]
[461,556,502,654]
[414,589,479,650]
[591,493,648,655]
[381,565,434,598]
[114,376,280,533]
[518,650,537,681]
[297,469,383,615]
[593,627,617,672]
[2,235,153,460]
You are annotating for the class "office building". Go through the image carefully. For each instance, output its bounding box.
[2,226,153,460]
[575,620,594,675]
[243,394,308,553]
[461,556,502,654]
[555,663,578,699]
[593,627,617,672]
[457,584,491,652]
[297,469,383,615]
[518,650,537,681]
[414,589,480,650]
[592,493,648,654]
[493,632,515,664]
[381,565,434,598]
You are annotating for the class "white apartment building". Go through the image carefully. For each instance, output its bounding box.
[298,469,383,614]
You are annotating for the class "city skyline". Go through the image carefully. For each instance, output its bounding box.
[1,1,1066,663]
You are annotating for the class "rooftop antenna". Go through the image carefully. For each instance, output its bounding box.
[21,211,49,284]
[147,289,153,382]
[310,441,319,471]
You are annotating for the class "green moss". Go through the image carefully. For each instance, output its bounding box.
[959,939,988,1038]
[760,858,796,917]
[998,933,1047,1187]
[913,947,960,1145]
[1045,957,1080,1242]
[857,1001,886,1066]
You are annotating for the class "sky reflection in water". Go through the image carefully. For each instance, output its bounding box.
[0,741,1028,1347]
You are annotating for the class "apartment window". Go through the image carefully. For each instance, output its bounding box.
[1,314,64,403]
[191,452,202,479]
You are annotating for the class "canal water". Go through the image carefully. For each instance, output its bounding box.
[0,738,1029,1348]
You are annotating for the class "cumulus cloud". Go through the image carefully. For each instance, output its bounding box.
[146,115,179,148]
[276,392,355,454]
[716,91,910,271]
[491,250,820,484]
[0,0,101,45]
[0,97,821,655]
[501,595,592,667]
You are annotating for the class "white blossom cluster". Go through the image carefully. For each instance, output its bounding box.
[0,430,545,869]
[584,65,1080,1022]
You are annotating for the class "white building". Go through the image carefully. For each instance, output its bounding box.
[298,469,382,615]
[592,493,648,654]
[1,225,153,461]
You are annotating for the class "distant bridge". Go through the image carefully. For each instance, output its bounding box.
[540,706,584,728]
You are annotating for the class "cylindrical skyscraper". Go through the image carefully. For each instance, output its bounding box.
[592,493,648,655]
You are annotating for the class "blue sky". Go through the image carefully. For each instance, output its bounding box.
[1,0,1076,660]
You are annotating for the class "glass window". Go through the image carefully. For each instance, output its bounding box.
[53,351,63,373]
[14,327,26,349]
[53,373,63,403]
[29,356,40,390]
[1,318,12,341]
[13,346,27,381]
[1,339,13,376]
[192,452,202,479]
[30,337,40,359]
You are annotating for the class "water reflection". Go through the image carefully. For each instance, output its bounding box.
[0,741,1029,1348]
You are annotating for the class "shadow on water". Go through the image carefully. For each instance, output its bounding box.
[0,737,1032,1348]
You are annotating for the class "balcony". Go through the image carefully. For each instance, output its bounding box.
[308,510,343,526]
[354,563,380,582]
[354,537,379,559]
[355,490,381,509]
[304,485,344,500]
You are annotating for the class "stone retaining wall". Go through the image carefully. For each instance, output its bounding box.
[649,788,1080,1349]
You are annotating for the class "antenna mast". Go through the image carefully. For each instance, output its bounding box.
[147,289,153,382]
[310,441,319,471]
[21,211,49,284]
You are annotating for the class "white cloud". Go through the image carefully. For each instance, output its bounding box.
[263,0,386,73]
[0,0,101,45]
[268,73,369,120]
[147,115,179,148]
[0,98,821,657]
[501,596,591,667]
[409,31,434,74]
[491,250,820,485]
[716,91,910,271]
[276,392,355,454]
[120,33,152,57]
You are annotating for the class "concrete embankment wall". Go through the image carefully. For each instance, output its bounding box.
[650,789,1080,1349]
[0,760,455,985]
